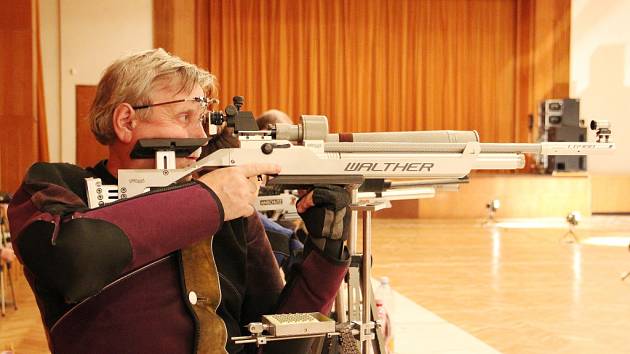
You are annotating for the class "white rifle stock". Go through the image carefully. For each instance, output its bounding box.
[256,178,466,221]
[255,186,439,222]
[86,115,614,208]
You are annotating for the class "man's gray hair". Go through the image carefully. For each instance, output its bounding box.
[256,109,293,130]
[89,48,217,145]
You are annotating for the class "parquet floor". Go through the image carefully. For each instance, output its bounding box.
[0,263,47,353]
[370,216,630,354]
[1,216,630,353]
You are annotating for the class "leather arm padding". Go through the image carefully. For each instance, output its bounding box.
[9,162,224,304]
[17,218,131,303]
[277,240,350,315]
[242,213,284,325]
[181,237,228,354]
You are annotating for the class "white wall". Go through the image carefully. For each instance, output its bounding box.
[40,0,61,162]
[571,0,630,174]
[40,0,153,163]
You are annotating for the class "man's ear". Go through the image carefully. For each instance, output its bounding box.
[112,103,137,144]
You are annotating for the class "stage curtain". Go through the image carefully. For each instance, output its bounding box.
[200,0,516,142]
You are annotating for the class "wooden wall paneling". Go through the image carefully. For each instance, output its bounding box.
[75,85,108,168]
[591,175,630,213]
[376,174,592,219]
[0,0,38,193]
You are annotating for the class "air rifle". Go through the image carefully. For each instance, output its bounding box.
[85,97,614,208]
[83,97,615,353]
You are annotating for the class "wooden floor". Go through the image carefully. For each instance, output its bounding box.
[2,216,630,353]
[0,263,48,353]
[370,216,630,354]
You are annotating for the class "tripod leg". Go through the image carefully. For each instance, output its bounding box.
[335,284,347,323]
[561,231,578,243]
[573,231,579,242]
[350,255,387,354]
[1,264,5,316]
[347,258,362,322]
[7,264,16,310]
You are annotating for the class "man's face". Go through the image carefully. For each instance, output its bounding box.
[130,83,208,169]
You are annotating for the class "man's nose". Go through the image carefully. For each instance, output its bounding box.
[190,122,208,139]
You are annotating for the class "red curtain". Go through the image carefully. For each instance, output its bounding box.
[203,0,517,142]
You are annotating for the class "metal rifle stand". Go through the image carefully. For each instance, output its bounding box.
[0,208,17,316]
[0,261,4,316]
[342,188,390,354]
[561,211,581,244]
[0,260,17,316]
[481,200,500,227]
[561,227,579,244]
[481,209,496,227]
[621,243,630,281]
[561,222,579,244]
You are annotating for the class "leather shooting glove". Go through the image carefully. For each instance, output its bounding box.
[297,185,351,259]
[202,125,240,156]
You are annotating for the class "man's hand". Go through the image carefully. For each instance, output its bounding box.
[297,185,351,258]
[198,163,281,221]
[203,125,240,155]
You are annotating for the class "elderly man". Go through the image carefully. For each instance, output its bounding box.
[256,109,293,130]
[8,49,350,354]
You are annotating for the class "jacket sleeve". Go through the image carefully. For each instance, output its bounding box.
[267,241,350,354]
[276,240,350,315]
[241,213,285,326]
[241,213,350,354]
[8,163,224,303]
[243,213,350,318]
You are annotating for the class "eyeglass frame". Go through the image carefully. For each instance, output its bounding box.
[131,97,219,126]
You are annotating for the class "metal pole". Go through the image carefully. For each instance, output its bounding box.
[335,279,347,323]
[348,188,358,254]
[8,263,16,310]
[345,187,360,323]
[1,263,5,316]
[362,209,372,354]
